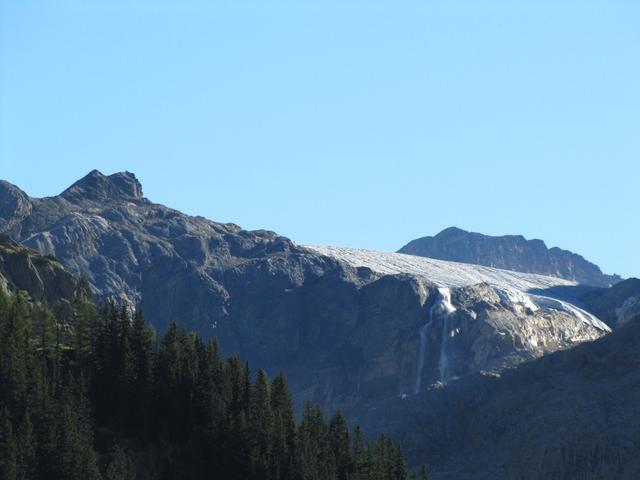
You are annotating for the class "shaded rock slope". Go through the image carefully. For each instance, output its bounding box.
[582,278,640,328]
[0,171,610,411]
[399,227,620,287]
[363,315,640,480]
[0,234,81,304]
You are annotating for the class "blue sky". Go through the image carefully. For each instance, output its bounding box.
[1,1,638,277]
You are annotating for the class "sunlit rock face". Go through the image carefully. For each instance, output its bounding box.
[0,171,609,412]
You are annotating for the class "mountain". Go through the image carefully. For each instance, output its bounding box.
[0,171,609,412]
[361,314,640,480]
[0,233,82,304]
[398,227,620,287]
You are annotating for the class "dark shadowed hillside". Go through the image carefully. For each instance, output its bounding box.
[361,315,640,479]
[583,278,640,328]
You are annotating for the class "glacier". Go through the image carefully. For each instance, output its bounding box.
[302,245,610,333]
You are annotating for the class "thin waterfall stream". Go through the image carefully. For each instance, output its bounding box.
[413,287,457,395]
[437,287,457,383]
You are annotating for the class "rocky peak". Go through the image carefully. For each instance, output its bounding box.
[0,180,32,231]
[399,227,620,287]
[60,170,143,202]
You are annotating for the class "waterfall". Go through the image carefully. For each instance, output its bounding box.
[437,287,456,383]
[413,287,457,395]
[412,313,434,395]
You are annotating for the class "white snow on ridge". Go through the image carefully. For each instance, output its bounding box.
[302,245,576,291]
[302,245,611,332]
[495,288,540,312]
[530,295,609,331]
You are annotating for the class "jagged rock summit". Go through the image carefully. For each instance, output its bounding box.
[61,169,144,202]
[399,226,620,287]
[0,180,32,231]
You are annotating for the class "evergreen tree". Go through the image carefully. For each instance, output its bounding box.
[352,425,371,480]
[129,309,154,434]
[418,464,429,480]
[0,292,31,410]
[105,444,132,480]
[0,407,19,480]
[329,411,352,480]
[17,407,37,480]
[271,372,296,480]
[70,295,98,368]
[249,369,274,479]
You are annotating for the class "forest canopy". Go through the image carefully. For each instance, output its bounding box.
[0,289,426,480]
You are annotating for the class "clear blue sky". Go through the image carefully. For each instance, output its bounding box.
[1,1,638,277]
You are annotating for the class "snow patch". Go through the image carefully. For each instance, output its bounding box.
[495,288,539,312]
[531,295,610,332]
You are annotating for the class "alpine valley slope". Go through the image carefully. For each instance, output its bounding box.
[0,170,609,411]
[362,314,640,480]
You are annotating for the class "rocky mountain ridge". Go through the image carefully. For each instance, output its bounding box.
[399,226,621,287]
[0,170,612,411]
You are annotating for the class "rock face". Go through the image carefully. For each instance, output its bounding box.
[305,246,609,392]
[399,227,620,287]
[583,278,640,328]
[0,180,32,232]
[363,315,640,480]
[0,234,80,304]
[0,171,610,411]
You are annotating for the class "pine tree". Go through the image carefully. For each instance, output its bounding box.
[70,295,98,369]
[248,369,274,479]
[271,372,296,480]
[17,407,37,480]
[115,305,134,424]
[55,374,101,480]
[418,464,429,480]
[0,292,31,410]
[0,407,19,480]
[105,444,132,480]
[329,410,352,480]
[352,425,370,480]
[129,309,154,435]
